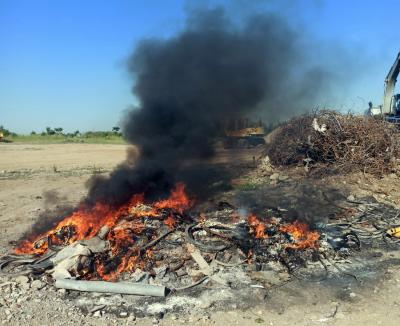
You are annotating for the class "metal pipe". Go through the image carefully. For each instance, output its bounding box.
[55,279,167,297]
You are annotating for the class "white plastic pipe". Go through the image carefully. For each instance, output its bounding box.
[55,279,167,297]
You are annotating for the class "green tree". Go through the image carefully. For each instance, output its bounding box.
[46,127,55,135]
[54,127,63,135]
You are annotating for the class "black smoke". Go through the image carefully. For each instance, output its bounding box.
[85,7,335,206]
[21,190,75,240]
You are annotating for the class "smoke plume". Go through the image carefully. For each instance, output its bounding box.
[86,7,337,205]
[22,190,75,239]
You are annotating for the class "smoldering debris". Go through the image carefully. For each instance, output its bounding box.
[86,7,342,206]
[267,110,400,176]
[234,181,348,225]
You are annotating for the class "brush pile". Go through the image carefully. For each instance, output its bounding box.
[267,110,400,176]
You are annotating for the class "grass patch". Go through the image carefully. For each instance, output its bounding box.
[234,181,260,191]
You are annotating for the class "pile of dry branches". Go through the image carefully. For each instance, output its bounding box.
[267,110,400,176]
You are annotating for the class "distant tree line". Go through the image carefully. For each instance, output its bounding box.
[1,125,122,138]
[34,126,122,137]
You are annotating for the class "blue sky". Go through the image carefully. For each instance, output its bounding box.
[1,0,400,133]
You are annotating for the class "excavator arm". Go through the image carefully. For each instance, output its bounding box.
[382,51,400,115]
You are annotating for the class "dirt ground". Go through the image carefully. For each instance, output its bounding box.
[1,143,400,325]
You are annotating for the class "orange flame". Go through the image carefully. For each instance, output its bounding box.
[279,221,319,249]
[15,194,143,255]
[248,214,267,239]
[164,214,177,229]
[15,184,193,280]
[154,183,191,213]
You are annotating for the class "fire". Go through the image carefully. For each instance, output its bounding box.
[14,181,320,281]
[15,193,144,255]
[96,251,140,281]
[154,183,191,213]
[279,221,320,249]
[246,214,319,249]
[15,183,192,280]
[164,214,177,229]
[248,214,267,239]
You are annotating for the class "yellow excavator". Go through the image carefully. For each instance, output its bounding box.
[369,51,400,123]
[223,118,266,148]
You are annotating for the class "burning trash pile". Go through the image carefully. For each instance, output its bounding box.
[1,184,322,292]
[267,110,400,176]
[3,182,400,317]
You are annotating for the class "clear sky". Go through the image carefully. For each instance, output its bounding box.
[1,0,400,134]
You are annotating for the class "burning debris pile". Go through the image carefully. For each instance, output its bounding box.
[2,184,321,286]
[267,111,400,176]
[3,181,400,318]
[6,184,191,281]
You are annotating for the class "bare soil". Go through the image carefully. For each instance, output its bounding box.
[1,143,400,325]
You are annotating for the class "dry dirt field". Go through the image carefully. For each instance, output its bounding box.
[1,143,400,325]
[0,143,128,253]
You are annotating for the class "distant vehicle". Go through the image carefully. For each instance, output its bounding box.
[369,51,400,124]
[223,118,266,149]
[0,132,3,142]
